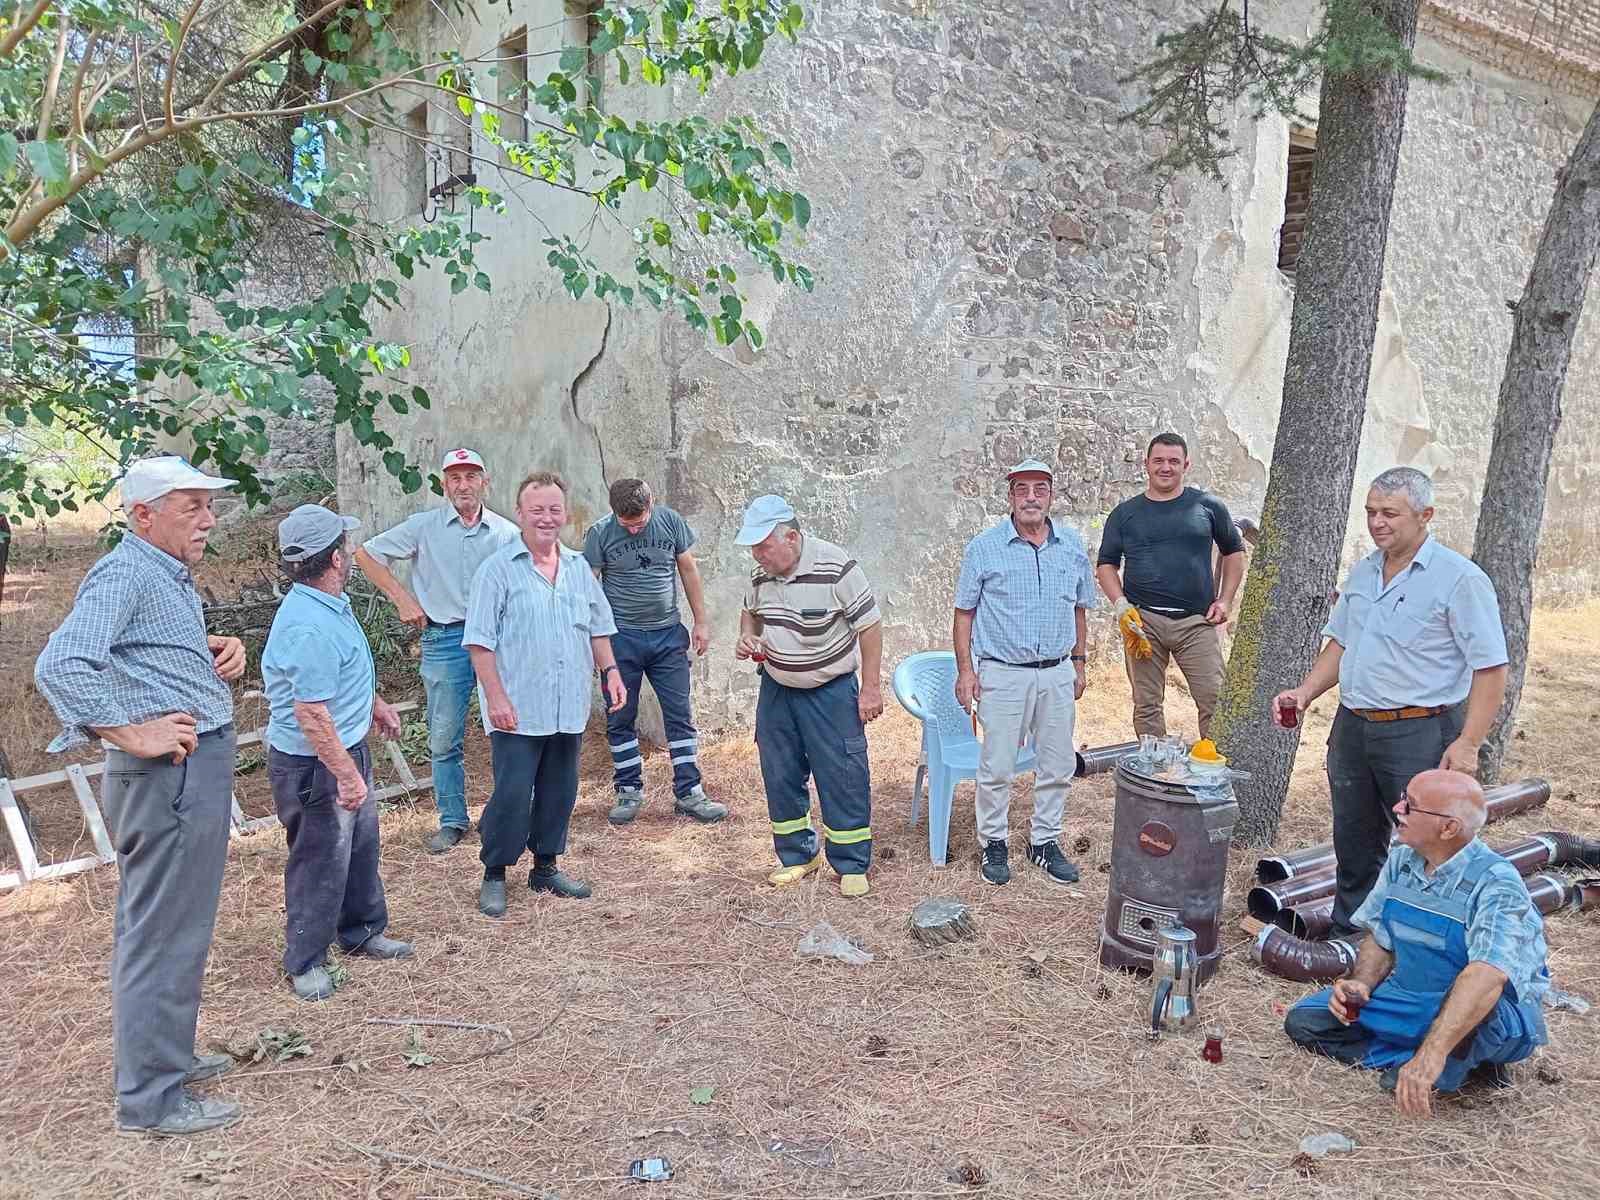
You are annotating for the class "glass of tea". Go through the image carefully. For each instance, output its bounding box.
[1277,697,1299,728]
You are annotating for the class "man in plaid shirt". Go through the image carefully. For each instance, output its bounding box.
[35,457,248,1137]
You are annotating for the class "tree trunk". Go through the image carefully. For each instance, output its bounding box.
[1471,102,1600,786]
[1213,0,1422,845]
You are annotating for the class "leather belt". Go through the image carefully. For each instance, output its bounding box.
[992,656,1066,670]
[1349,705,1447,722]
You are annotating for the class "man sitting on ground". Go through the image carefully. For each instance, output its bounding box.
[1284,769,1549,1117]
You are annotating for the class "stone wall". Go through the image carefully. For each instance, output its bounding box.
[340,0,1600,730]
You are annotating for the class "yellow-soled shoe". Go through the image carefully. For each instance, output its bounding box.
[768,853,822,886]
[839,873,869,898]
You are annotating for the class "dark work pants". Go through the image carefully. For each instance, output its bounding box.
[268,743,388,977]
[756,671,872,875]
[101,726,236,1127]
[1326,705,1463,934]
[607,624,702,798]
[479,731,582,868]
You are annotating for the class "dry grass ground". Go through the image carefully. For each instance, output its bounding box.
[2,529,1599,1200]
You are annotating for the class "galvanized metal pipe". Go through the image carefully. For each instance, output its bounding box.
[1074,740,1140,779]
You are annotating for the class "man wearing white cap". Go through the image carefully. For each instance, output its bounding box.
[734,495,882,897]
[36,456,248,1136]
[262,505,413,1001]
[953,458,1097,886]
[355,448,517,853]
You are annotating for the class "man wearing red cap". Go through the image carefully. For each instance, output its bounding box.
[354,448,517,852]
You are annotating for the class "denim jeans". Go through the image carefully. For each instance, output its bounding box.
[419,621,475,830]
[606,624,702,798]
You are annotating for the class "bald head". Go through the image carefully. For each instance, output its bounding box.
[1410,769,1487,838]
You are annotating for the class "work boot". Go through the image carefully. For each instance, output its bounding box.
[184,1053,234,1085]
[529,865,593,899]
[608,786,645,825]
[840,873,870,898]
[119,1092,243,1138]
[479,877,507,918]
[291,965,335,1002]
[674,786,727,824]
[768,852,822,887]
[981,839,1010,886]
[425,825,466,854]
[348,934,414,960]
[1028,840,1081,884]
[1467,1061,1514,1089]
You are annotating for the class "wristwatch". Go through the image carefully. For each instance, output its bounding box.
[1070,654,1086,662]
[599,664,619,679]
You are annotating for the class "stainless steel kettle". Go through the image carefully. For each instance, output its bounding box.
[1148,925,1200,1037]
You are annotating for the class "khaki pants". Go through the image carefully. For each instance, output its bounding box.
[974,660,1078,847]
[1125,610,1224,740]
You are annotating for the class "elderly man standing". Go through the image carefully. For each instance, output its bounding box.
[954,459,1097,886]
[582,477,724,825]
[354,448,517,853]
[1284,770,1549,1116]
[465,471,627,917]
[735,495,882,897]
[35,456,247,1136]
[1096,432,1246,740]
[1274,467,1509,935]
[262,505,413,1001]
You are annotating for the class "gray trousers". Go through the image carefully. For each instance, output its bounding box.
[100,726,236,1127]
[974,660,1078,846]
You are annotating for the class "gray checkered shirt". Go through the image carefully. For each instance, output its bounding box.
[35,533,234,752]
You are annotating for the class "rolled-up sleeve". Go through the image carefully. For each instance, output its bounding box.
[35,562,139,749]
[1467,870,1546,1001]
[1447,572,1510,670]
[275,625,337,703]
[953,544,984,610]
[462,560,503,652]
[362,512,423,563]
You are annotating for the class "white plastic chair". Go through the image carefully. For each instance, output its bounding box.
[891,650,1037,865]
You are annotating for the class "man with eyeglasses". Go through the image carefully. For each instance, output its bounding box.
[1271,467,1508,935]
[1283,770,1549,1116]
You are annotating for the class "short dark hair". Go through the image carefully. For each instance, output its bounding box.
[285,533,345,584]
[608,478,652,519]
[1146,432,1188,458]
[516,470,568,506]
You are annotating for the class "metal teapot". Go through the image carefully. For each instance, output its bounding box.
[1148,925,1200,1037]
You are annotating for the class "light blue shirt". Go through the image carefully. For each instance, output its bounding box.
[1324,535,1508,709]
[954,516,1098,663]
[1353,838,1549,1006]
[262,584,376,755]
[463,541,618,736]
[362,504,519,624]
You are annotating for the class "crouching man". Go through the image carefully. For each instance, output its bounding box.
[262,505,414,1001]
[1284,770,1549,1116]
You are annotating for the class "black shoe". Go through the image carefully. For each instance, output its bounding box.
[981,840,1010,886]
[426,826,467,854]
[1028,840,1081,883]
[1378,1066,1400,1093]
[529,866,593,899]
[1467,1061,1514,1090]
[478,878,507,918]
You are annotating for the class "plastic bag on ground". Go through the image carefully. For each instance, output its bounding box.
[796,920,873,966]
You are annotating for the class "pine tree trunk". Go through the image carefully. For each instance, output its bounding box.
[1471,102,1600,786]
[1213,0,1422,845]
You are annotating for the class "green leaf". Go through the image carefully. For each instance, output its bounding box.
[450,272,469,294]
[456,94,474,117]
[770,141,792,169]
[793,193,811,228]
[23,140,69,188]
[473,272,491,292]
[176,164,204,191]
[695,210,711,235]
[689,1086,714,1105]
[560,45,588,73]
[616,54,629,85]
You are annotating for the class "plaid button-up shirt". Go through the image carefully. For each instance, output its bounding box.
[35,533,233,752]
[954,516,1098,664]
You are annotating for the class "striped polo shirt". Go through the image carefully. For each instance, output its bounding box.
[743,535,881,689]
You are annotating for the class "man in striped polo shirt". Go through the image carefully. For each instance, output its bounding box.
[734,495,883,898]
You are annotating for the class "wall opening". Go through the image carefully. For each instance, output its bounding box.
[499,28,529,145]
[1278,125,1316,277]
[404,100,429,215]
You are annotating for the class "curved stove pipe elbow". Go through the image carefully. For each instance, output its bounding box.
[1251,926,1363,984]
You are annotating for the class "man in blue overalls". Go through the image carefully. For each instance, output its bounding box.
[1284,769,1549,1117]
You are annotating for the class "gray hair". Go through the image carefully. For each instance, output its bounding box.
[1457,802,1487,838]
[1369,467,1434,513]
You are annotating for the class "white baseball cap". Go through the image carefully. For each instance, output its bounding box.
[441,447,487,472]
[1005,458,1055,481]
[119,456,236,509]
[734,494,798,546]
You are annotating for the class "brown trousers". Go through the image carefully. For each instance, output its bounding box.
[1124,610,1225,740]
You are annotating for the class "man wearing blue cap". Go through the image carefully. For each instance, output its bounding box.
[262,504,414,1001]
[735,495,882,897]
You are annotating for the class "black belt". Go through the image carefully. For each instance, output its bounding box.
[989,656,1067,670]
[427,619,466,628]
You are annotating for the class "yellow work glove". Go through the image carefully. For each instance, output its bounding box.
[1115,597,1152,660]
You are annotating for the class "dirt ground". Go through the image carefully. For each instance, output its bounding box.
[2,529,1598,1200]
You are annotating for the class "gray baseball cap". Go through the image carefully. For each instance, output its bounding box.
[1005,458,1054,481]
[278,503,360,563]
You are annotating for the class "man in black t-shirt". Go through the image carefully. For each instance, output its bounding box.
[1095,433,1246,740]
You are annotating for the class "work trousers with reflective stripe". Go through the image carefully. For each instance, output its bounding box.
[606,624,702,797]
[756,670,871,876]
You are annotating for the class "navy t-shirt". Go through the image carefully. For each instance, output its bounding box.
[581,506,695,631]
[1096,488,1245,617]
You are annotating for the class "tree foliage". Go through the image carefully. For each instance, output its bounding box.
[0,0,815,521]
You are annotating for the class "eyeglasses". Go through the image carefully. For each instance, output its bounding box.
[1397,791,1453,820]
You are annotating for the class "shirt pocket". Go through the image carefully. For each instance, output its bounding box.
[1051,549,1090,603]
[1390,601,1446,650]
[567,591,592,633]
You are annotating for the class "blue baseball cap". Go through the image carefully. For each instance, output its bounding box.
[734,494,797,546]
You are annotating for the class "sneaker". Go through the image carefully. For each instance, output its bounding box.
[673,786,727,824]
[1028,840,1081,884]
[529,865,593,899]
[768,852,822,886]
[348,934,414,960]
[1467,1061,1514,1090]
[479,877,507,918]
[608,786,645,825]
[291,965,335,1002]
[840,873,870,898]
[425,825,467,853]
[119,1092,243,1137]
[184,1053,234,1085]
[981,840,1010,886]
